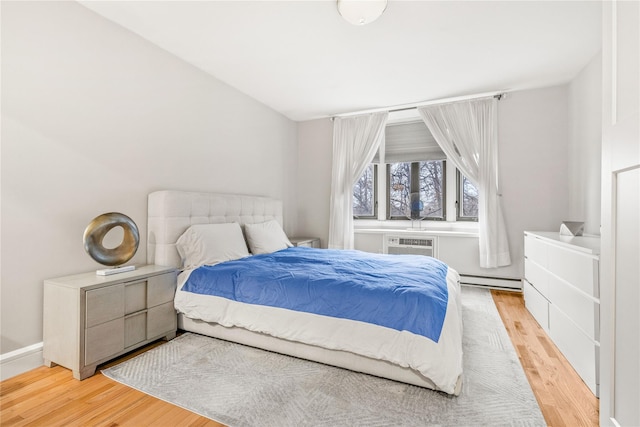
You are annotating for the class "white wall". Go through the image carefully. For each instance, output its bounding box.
[497,85,570,277]
[568,52,602,236]
[298,85,573,279]
[0,1,297,354]
[296,119,333,248]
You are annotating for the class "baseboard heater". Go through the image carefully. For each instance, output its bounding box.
[459,274,522,291]
[382,235,521,291]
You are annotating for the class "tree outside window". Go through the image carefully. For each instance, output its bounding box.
[388,161,445,220]
[353,164,376,217]
[457,172,478,220]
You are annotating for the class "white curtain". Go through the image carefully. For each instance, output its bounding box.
[418,98,511,268]
[328,112,388,249]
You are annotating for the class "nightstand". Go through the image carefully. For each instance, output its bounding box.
[290,237,321,248]
[43,265,177,380]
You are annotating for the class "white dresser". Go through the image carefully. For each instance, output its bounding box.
[523,231,600,396]
[43,265,177,380]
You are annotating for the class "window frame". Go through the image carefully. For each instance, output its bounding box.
[385,160,446,221]
[456,169,479,222]
[351,114,481,224]
[352,164,378,219]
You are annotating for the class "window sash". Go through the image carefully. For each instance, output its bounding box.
[456,170,479,221]
[352,164,378,218]
[386,161,446,221]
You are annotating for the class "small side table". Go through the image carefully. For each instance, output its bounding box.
[43,265,177,380]
[290,237,321,248]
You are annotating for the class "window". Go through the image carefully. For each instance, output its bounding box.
[352,164,377,218]
[383,120,446,221]
[351,115,479,223]
[457,171,479,221]
[387,161,445,220]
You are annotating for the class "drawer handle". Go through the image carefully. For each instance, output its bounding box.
[124,309,147,319]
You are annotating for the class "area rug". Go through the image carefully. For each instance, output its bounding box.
[102,287,545,426]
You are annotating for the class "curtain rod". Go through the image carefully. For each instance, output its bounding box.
[331,91,506,120]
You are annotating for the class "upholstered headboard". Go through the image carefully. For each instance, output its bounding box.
[147,190,284,268]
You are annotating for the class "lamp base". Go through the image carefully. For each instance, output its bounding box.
[96,265,136,276]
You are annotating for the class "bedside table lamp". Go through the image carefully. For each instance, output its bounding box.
[83,212,139,276]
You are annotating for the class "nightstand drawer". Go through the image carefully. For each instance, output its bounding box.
[85,318,124,364]
[124,312,147,348]
[147,272,177,307]
[147,301,176,338]
[125,281,147,314]
[86,285,125,327]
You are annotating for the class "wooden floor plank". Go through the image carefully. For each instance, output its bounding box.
[1,291,598,426]
[0,368,73,411]
[72,386,146,427]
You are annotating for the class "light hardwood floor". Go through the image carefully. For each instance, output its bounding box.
[1,290,598,426]
[492,290,599,427]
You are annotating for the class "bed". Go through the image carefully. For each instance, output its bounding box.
[147,190,463,395]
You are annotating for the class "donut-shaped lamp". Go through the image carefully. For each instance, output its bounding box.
[83,212,139,266]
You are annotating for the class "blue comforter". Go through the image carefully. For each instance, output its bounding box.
[182,247,449,343]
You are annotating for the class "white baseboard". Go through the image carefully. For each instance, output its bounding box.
[459,274,522,290]
[1,342,44,381]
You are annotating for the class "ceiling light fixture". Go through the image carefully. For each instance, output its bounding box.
[337,0,388,26]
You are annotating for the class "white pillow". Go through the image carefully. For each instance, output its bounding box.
[244,220,292,255]
[176,223,249,269]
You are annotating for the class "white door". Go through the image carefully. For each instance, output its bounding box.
[600,2,640,426]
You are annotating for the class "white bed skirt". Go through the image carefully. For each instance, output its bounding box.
[178,315,463,395]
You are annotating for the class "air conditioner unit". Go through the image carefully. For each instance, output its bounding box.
[384,236,436,258]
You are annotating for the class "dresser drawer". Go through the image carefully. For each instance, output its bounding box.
[147,272,177,307]
[524,234,548,267]
[548,274,599,341]
[524,258,550,297]
[547,245,598,297]
[549,304,599,395]
[86,285,124,328]
[523,279,549,332]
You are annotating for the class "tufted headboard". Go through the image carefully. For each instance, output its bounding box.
[147,190,284,268]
